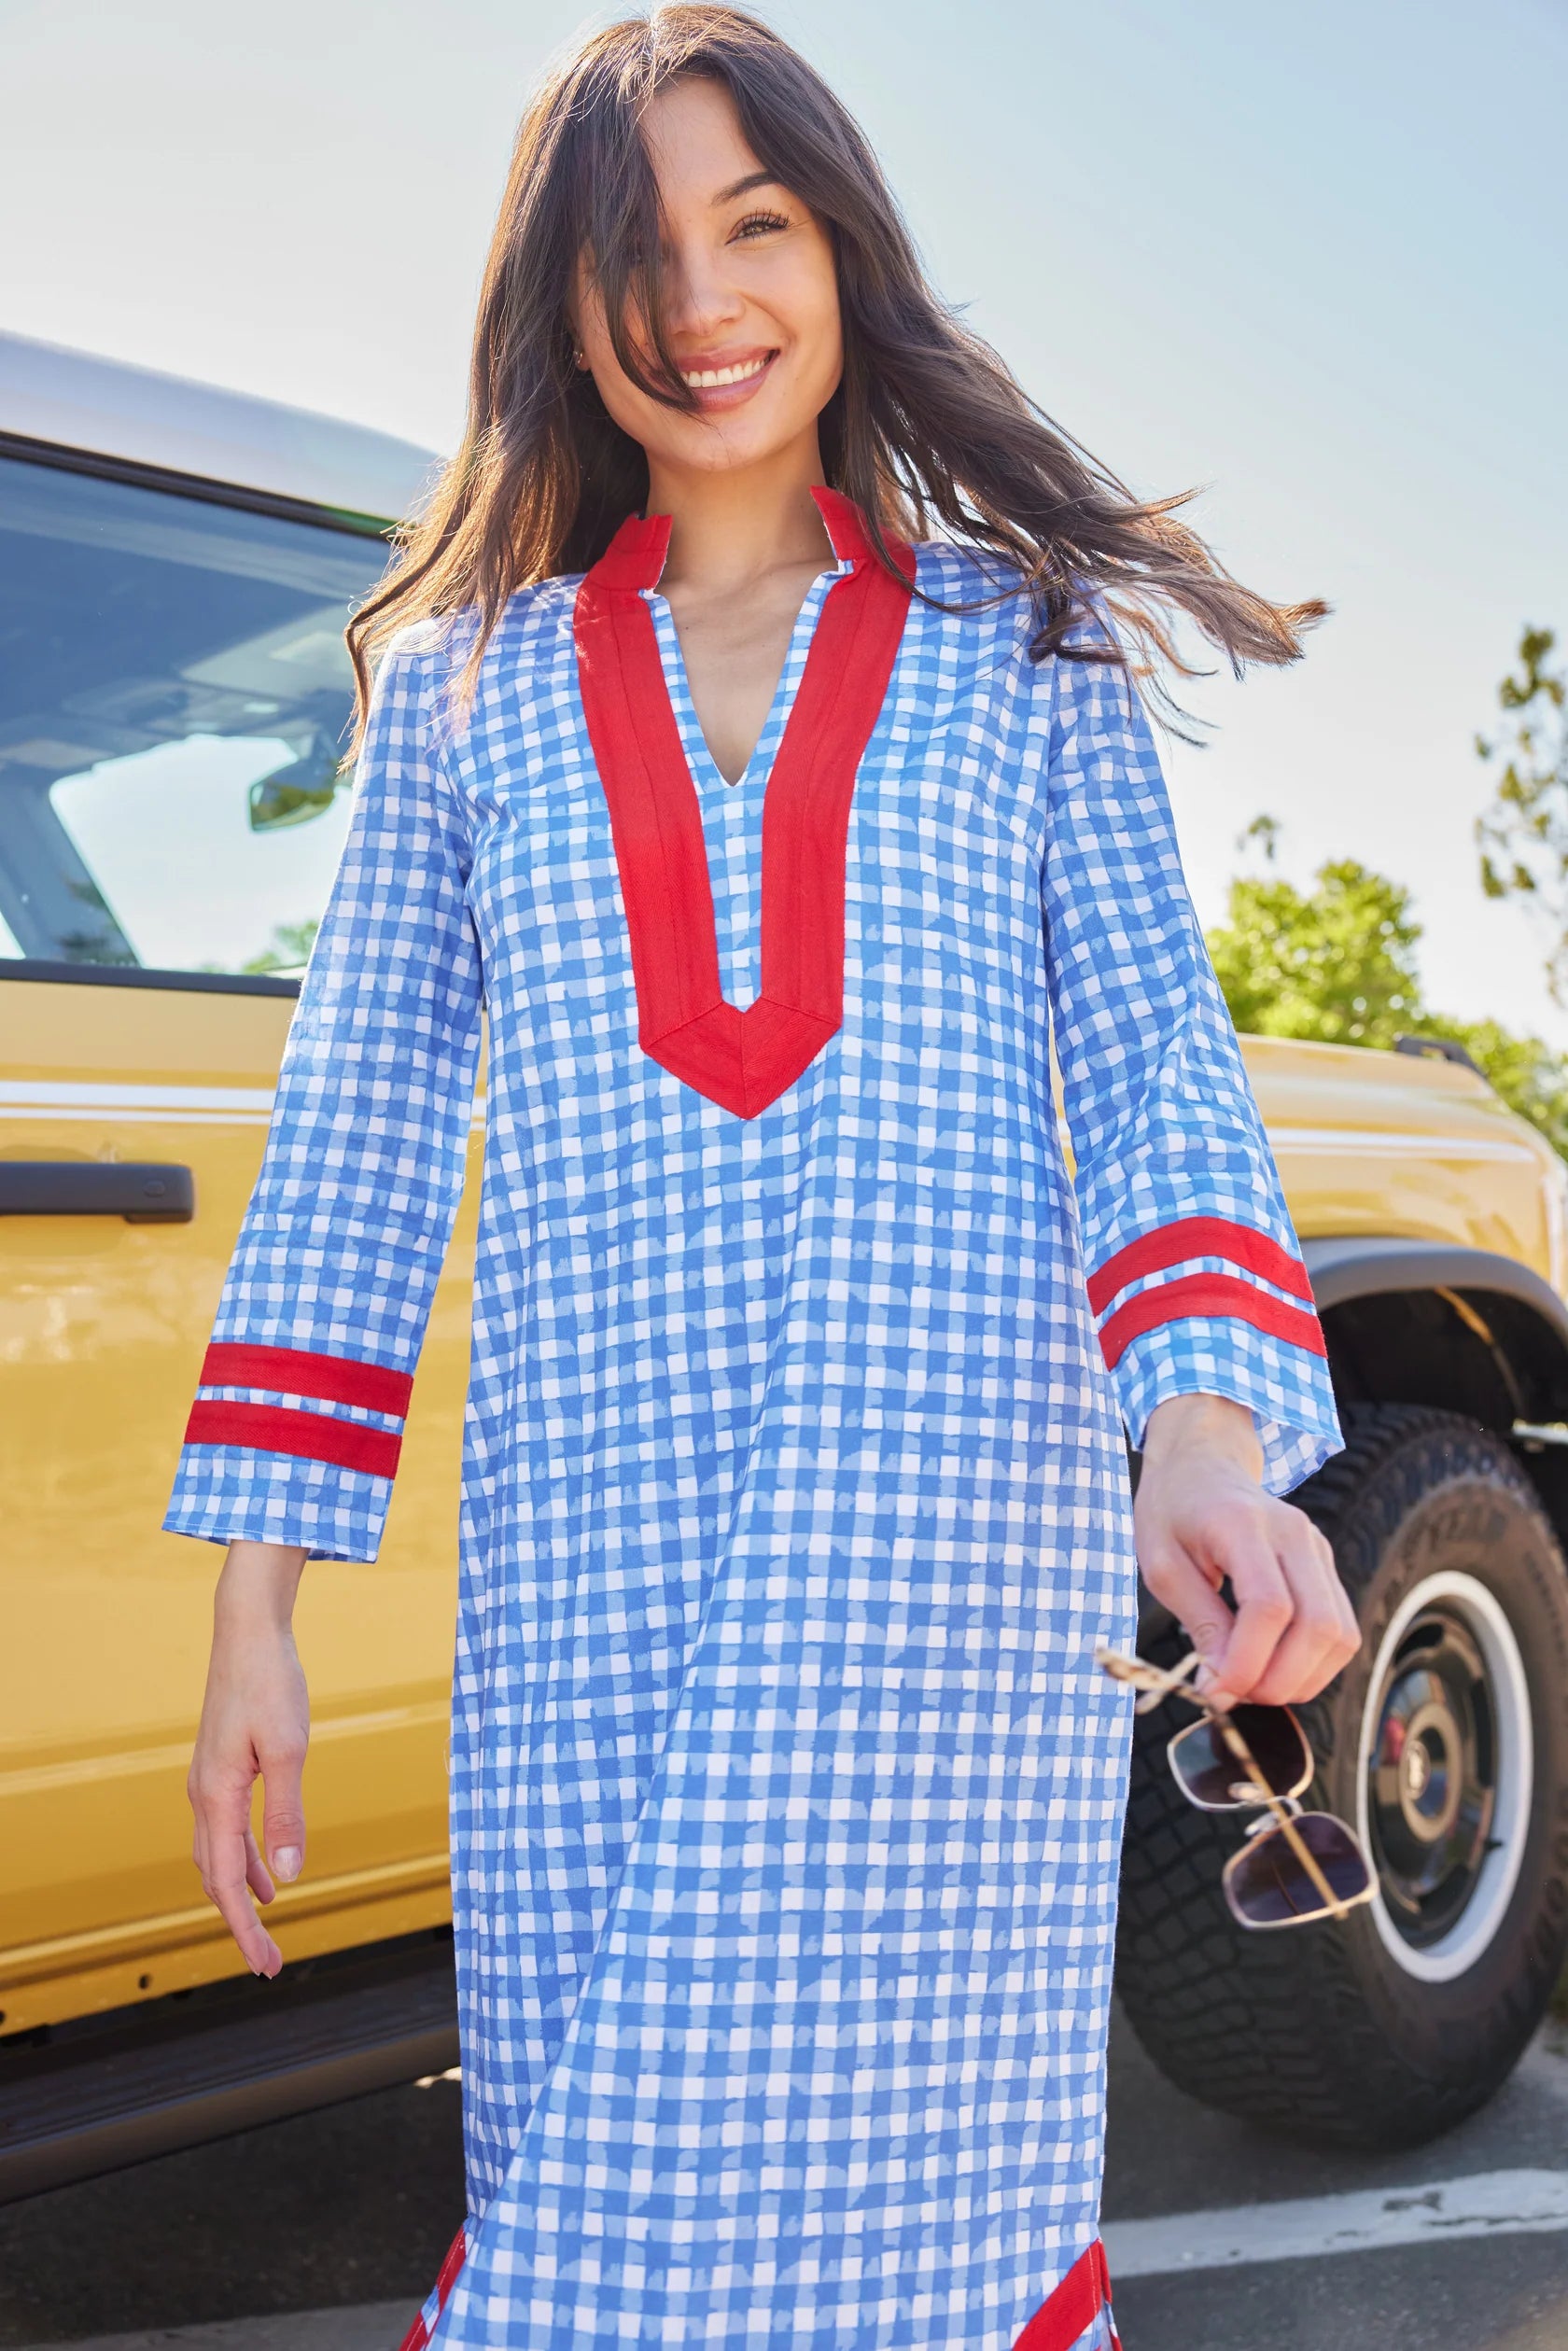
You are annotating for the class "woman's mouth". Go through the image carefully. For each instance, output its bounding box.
[679,350,777,410]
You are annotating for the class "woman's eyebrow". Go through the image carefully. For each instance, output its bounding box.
[712,169,785,205]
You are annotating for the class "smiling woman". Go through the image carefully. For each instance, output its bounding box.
[168,9,1353,2351]
[569,77,849,784]
[343,5,1325,745]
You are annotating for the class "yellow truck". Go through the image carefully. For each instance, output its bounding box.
[4,333,1567,2194]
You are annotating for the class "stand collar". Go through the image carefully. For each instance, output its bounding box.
[586,484,877,596]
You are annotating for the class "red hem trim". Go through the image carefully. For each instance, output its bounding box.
[1086,1216,1313,1314]
[200,1340,413,1417]
[1098,1270,1328,1371]
[574,485,914,1119]
[399,2228,1114,2351]
[182,1399,401,1478]
[399,2225,467,2351]
[1013,2238,1118,2349]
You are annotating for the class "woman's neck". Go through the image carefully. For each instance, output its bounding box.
[647,432,833,599]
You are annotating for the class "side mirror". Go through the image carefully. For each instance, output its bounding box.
[247,736,346,833]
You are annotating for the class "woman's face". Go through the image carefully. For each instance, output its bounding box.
[574,77,843,484]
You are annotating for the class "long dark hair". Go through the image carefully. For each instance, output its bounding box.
[345,2,1323,751]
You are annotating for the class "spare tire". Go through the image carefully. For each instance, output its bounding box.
[1114,1403,1568,2149]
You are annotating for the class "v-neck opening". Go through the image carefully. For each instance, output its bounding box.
[646,560,848,798]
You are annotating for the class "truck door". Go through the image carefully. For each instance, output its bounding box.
[0,450,469,2036]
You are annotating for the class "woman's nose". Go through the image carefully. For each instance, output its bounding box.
[662,240,745,343]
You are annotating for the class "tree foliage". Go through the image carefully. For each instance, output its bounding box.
[1206,840,1568,1158]
[243,917,319,975]
[1477,625,1568,1002]
[1208,858,1421,1047]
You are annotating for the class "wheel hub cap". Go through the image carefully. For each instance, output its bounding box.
[1368,1608,1496,1946]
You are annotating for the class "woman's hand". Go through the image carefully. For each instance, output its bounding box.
[188,1540,311,1978]
[1134,1394,1359,1710]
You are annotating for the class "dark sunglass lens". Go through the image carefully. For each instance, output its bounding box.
[1168,1718,1240,1808]
[1169,1706,1311,1808]
[1232,1705,1312,1799]
[1225,1813,1375,1929]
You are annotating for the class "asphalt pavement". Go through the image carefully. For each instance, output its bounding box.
[1103,2008,1568,2348]
[0,2069,465,2349]
[5,2008,1568,2348]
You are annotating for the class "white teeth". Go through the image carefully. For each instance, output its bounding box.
[681,357,769,388]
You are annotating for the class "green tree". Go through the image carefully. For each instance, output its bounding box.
[1206,857,1421,1046]
[1416,1015,1568,1159]
[1477,625,1568,1002]
[243,917,319,975]
[1206,842,1568,1158]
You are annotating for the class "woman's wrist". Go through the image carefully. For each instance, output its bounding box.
[213,1540,308,1636]
[1141,1392,1263,1480]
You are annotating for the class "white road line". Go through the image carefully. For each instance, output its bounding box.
[1102,2166,1568,2278]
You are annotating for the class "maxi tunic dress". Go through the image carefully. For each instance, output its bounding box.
[166,490,1340,2351]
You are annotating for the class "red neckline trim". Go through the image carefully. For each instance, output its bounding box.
[574,488,914,1119]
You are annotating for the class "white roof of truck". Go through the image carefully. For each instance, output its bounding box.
[0,330,441,524]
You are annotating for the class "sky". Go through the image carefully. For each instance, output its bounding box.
[2,0,1564,1037]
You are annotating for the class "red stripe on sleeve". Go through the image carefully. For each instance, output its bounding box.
[200,1342,413,1418]
[183,1399,402,1479]
[1086,1217,1314,1316]
[1013,2239,1118,2349]
[1098,1271,1328,1371]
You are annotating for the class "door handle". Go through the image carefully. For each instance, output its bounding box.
[0,1162,195,1223]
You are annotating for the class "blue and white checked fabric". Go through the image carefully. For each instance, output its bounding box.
[166,534,1337,2349]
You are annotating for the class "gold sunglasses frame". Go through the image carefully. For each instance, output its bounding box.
[1097,1645,1377,1929]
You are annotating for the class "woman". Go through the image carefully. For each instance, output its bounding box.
[174,9,1355,2346]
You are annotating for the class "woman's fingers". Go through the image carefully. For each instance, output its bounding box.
[259,1732,308,1888]
[208,1848,282,1977]
[1196,1516,1293,1711]
[1138,1537,1235,1676]
[189,1765,283,1978]
[1247,1516,1360,1706]
[1200,1504,1357,1709]
[1143,1501,1356,1711]
[244,1823,276,1907]
[1139,1489,1291,1707]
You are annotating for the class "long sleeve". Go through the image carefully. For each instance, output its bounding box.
[164,631,482,1561]
[1041,645,1341,1494]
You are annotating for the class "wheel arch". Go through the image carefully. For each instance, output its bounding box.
[1306,1237,1568,1530]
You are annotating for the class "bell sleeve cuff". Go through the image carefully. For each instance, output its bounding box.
[1087,1217,1340,1493]
[163,1340,413,1561]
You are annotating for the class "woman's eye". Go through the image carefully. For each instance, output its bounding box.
[731,210,791,243]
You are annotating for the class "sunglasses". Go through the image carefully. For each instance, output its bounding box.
[1097,1646,1377,1932]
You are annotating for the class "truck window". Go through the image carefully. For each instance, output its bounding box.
[0,454,392,977]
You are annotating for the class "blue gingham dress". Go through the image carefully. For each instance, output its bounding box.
[166,516,1339,2350]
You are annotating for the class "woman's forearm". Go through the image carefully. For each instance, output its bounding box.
[1141,1392,1263,1480]
[213,1540,309,1631]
